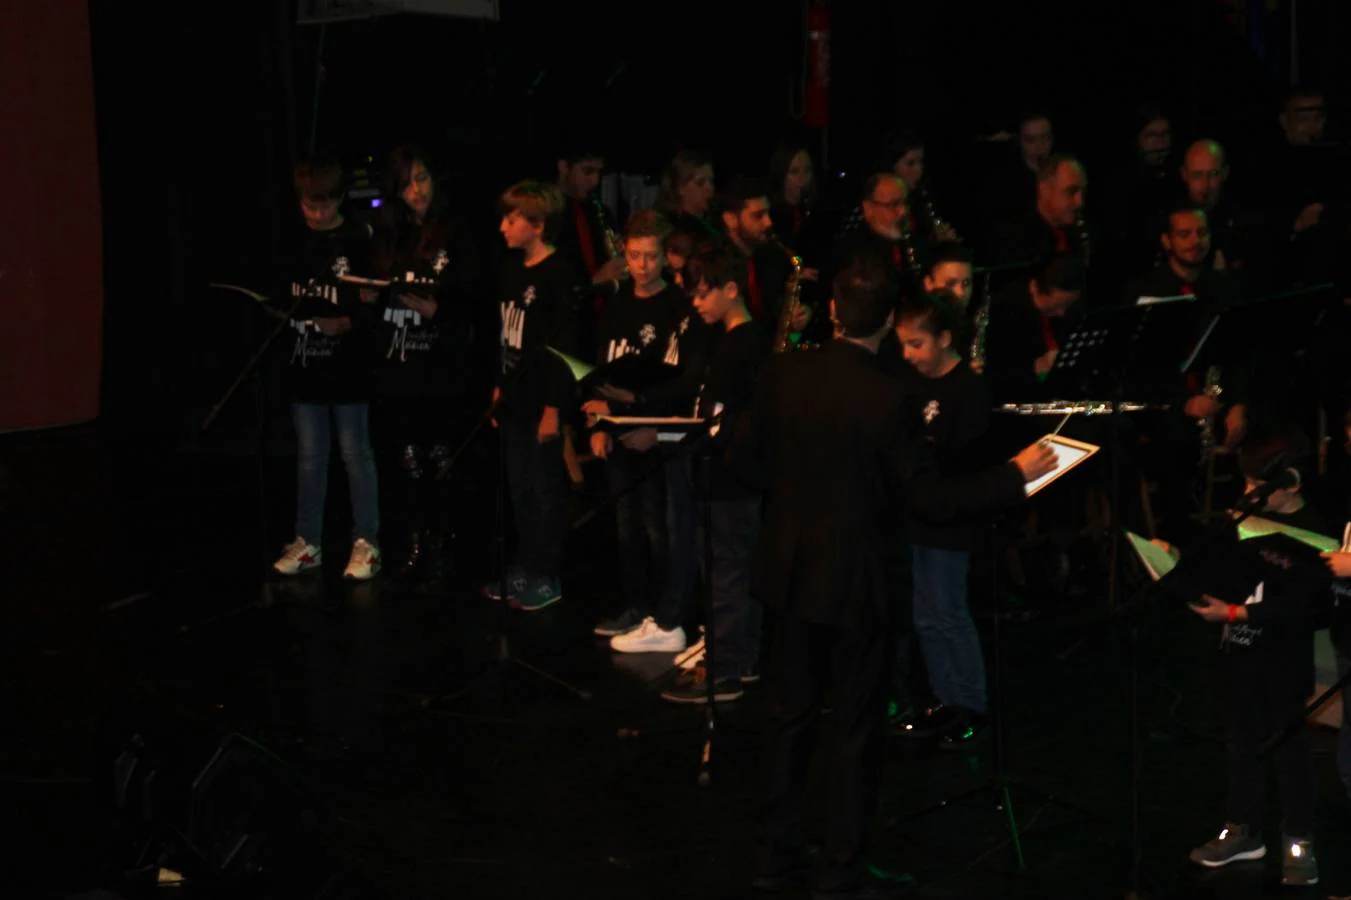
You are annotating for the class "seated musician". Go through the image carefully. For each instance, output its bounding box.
[981,253,1085,403]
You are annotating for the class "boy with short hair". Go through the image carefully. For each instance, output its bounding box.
[660,243,766,703]
[887,292,992,746]
[273,157,382,581]
[485,180,579,610]
[585,210,690,650]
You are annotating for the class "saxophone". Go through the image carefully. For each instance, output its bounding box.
[898,228,922,275]
[918,184,947,243]
[770,237,805,354]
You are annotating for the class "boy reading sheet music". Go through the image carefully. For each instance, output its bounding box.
[1185,428,1322,886]
[659,244,767,704]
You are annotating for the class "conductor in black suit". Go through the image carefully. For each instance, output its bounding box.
[731,258,1056,897]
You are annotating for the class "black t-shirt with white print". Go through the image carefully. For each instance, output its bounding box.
[373,241,469,399]
[893,358,992,550]
[282,218,375,404]
[497,250,579,424]
[594,282,687,369]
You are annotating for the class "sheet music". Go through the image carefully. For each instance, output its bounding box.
[1125,530,1180,581]
[1024,434,1099,497]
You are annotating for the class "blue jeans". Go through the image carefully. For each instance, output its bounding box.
[291,403,379,544]
[911,545,986,714]
[705,498,761,680]
[503,419,568,580]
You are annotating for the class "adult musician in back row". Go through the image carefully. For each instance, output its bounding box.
[554,143,625,351]
[733,257,1056,897]
[718,176,811,343]
[993,154,1089,281]
[832,174,920,297]
[981,253,1085,403]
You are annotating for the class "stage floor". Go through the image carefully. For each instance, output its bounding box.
[4,425,1348,899]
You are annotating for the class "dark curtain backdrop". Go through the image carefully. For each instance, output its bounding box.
[0,0,103,432]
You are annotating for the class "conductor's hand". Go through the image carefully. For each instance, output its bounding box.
[590,430,613,460]
[1322,551,1351,578]
[537,405,560,444]
[1012,441,1058,482]
[620,428,659,452]
[1033,349,1059,376]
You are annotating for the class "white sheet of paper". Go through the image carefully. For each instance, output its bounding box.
[1024,434,1100,497]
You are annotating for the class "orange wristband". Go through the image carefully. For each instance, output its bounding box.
[1226,604,1240,624]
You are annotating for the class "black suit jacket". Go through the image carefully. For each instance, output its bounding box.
[729,339,1025,630]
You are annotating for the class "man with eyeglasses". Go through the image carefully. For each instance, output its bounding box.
[830,174,920,306]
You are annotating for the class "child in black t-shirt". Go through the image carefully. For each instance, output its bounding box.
[889,292,992,747]
[483,181,578,611]
[272,158,381,582]
[659,243,767,704]
[369,146,475,578]
[584,210,689,651]
[1186,428,1322,886]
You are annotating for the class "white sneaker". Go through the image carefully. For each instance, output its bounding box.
[675,635,706,670]
[610,617,686,654]
[343,539,381,581]
[273,537,321,575]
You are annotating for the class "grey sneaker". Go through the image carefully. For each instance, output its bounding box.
[1280,837,1318,886]
[1189,823,1266,868]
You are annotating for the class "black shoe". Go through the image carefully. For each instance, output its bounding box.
[593,607,644,637]
[813,868,915,899]
[660,666,744,704]
[892,703,957,738]
[396,530,426,579]
[936,712,989,751]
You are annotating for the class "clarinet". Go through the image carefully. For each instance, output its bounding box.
[918,183,947,243]
[1197,365,1223,464]
[592,192,624,261]
[969,269,993,373]
[1075,216,1091,268]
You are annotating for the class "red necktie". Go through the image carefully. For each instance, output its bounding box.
[746,259,764,316]
[1039,313,1058,354]
[1053,228,1069,253]
[573,199,598,277]
[1181,282,1195,295]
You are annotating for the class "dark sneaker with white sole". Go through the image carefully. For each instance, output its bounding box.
[1188,823,1266,868]
[1281,837,1318,886]
[660,665,744,704]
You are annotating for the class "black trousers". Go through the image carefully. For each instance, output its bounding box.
[762,609,889,890]
[1224,654,1316,838]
